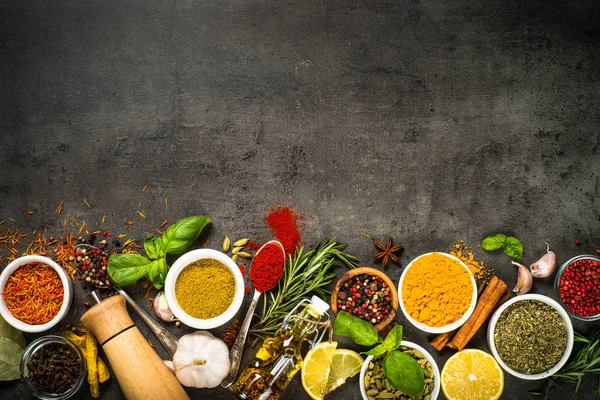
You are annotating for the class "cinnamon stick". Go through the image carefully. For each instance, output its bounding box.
[447,277,508,351]
[492,289,512,312]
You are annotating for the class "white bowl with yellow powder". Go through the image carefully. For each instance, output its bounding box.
[398,252,477,333]
[165,249,245,329]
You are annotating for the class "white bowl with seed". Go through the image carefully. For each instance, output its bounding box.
[359,341,440,400]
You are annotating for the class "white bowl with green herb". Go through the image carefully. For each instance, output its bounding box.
[487,294,574,380]
[359,341,440,400]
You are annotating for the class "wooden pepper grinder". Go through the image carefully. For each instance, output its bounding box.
[81,294,189,400]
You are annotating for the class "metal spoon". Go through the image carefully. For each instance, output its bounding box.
[76,244,179,357]
[220,240,286,388]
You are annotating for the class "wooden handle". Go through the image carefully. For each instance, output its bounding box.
[81,295,189,400]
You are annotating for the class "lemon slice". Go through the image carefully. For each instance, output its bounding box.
[325,349,363,394]
[441,349,504,400]
[301,342,338,400]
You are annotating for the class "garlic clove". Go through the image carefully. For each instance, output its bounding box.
[512,261,533,296]
[530,243,557,278]
[154,291,176,322]
[164,360,175,375]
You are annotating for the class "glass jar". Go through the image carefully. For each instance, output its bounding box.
[20,335,87,400]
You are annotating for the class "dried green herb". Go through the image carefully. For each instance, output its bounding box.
[494,300,567,374]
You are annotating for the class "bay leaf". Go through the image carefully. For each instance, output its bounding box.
[0,337,24,381]
[0,315,25,348]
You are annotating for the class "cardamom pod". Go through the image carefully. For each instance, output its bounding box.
[232,253,239,263]
[232,246,243,254]
[223,236,231,252]
[234,238,249,247]
[237,251,252,258]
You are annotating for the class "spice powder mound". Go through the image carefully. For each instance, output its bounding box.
[175,259,235,319]
[402,253,473,327]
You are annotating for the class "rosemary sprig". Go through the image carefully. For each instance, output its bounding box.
[535,329,600,398]
[249,238,357,339]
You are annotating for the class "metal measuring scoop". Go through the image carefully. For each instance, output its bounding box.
[76,244,179,358]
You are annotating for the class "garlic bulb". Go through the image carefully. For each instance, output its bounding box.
[530,243,557,278]
[512,261,533,296]
[153,291,176,322]
[172,331,230,388]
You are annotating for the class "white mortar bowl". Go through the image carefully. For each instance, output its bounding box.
[359,341,440,400]
[165,249,244,329]
[0,255,73,333]
[487,293,574,380]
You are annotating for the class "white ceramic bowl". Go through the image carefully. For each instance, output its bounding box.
[487,293,574,380]
[359,341,441,400]
[398,252,477,333]
[0,255,73,333]
[164,249,244,329]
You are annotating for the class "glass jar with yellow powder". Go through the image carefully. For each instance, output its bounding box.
[164,249,245,329]
[398,252,477,333]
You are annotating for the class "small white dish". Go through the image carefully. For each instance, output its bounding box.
[398,252,477,333]
[164,249,244,329]
[487,293,574,380]
[0,255,73,333]
[359,341,440,400]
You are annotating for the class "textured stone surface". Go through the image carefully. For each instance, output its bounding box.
[1,0,599,399]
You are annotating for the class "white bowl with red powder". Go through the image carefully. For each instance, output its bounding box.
[0,255,73,333]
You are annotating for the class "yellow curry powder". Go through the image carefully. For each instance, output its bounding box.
[450,240,494,281]
[402,252,473,327]
[175,258,235,319]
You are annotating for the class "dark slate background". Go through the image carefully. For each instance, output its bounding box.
[1,0,599,399]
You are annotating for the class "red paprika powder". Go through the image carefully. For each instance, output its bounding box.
[265,206,301,255]
[250,242,285,292]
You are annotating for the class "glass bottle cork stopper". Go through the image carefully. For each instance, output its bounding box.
[310,295,330,315]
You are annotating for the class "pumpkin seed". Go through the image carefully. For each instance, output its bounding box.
[234,238,249,247]
[376,391,395,399]
[367,389,379,396]
[223,236,231,252]
[237,251,252,258]
[424,395,431,400]
[232,246,243,254]
[368,397,376,400]
[424,378,433,384]
[418,359,428,366]
[369,362,374,369]
[413,350,424,359]
[365,375,371,387]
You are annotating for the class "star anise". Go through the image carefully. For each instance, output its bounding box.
[372,237,403,268]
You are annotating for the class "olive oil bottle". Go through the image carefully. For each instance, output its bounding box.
[230,296,330,400]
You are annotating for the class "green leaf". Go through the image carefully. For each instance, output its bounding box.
[0,337,24,381]
[162,216,211,255]
[481,234,507,251]
[0,315,25,348]
[364,344,388,356]
[144,234,165,260]
[107,253,153,287]
[382,325,403,351]
[147,259,168,290]
[504,236,523,260]
[333,310,379,346]
[383,350,424,397]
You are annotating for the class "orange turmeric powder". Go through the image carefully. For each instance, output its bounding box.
[402,252,474,327]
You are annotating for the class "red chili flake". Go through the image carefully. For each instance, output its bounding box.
[244,287,251,294]
[247,240,261,251]
[238,264,246,277]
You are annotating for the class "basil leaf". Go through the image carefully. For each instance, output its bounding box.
[144,234,165,260]
[107,253,153,287]
[481,234,507,251]
[333,310,379,346]
[0,315,25,349]
[0,337,24,381]
[364,344,388,356]
[147,259,168,290]
[162,216,211,255]
[383,350,424,397]
[382,325,403,351]
[504,236,523,260]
